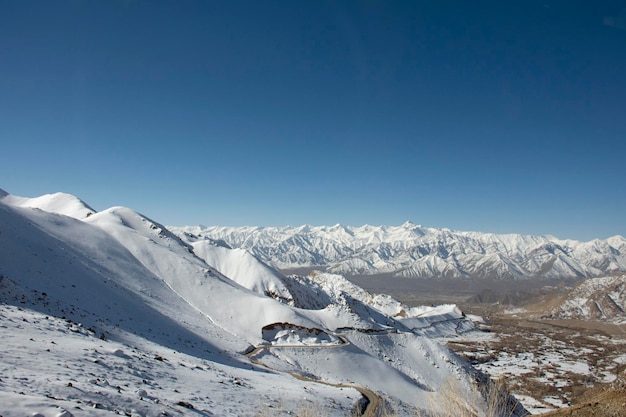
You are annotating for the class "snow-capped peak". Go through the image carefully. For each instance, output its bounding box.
[170,224,626,280]
[1,189,95,219]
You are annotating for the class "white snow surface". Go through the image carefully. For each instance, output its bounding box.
[171,223,626,280]
[0,304,361,417]
[0,189,528,416]
[0,189,95,219]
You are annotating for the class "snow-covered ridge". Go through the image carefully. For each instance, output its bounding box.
[171,223,626,280]
[0,188,527,416]
[0,188,95,220]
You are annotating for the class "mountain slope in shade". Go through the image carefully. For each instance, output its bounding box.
[0,189,526,416]
[171,223,626,280]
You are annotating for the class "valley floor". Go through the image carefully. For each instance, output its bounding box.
[347,275,626,415]
[448,312,626,414]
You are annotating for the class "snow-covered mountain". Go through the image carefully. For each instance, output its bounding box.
[546,274,626,324]
[171,223,626,280]
[0,188,528,416]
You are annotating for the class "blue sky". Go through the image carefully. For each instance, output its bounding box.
[1,1,625,240]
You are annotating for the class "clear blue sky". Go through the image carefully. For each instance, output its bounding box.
[1,1,625,240]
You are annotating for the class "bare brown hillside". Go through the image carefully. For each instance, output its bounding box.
[538,386,626,417]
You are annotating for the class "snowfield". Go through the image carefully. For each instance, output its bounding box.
[0,304,361,417]
[0,188,528,416]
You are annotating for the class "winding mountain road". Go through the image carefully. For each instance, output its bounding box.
[245,335,380,417]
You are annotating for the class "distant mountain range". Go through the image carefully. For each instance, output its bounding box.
[171,223,626,280]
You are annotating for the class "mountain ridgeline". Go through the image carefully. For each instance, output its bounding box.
[171,223,626,281]
[2,188,533,416]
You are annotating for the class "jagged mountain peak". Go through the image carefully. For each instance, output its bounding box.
[170,224,626,280]
[607,235,626,247]
[399,220,425,228]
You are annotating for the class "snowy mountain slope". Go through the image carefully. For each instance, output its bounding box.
[0,189,527,416]
[0,304,361,417]
[77,206,335,346]
[181,231,295,304]
[278,272,476,337]
[0,199,251,357]
[0,198,364,415]
[546,274,626,324]
[176,232,477,336]
[171,223,626,280]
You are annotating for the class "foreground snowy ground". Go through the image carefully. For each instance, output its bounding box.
[0,304,359,417]
[0,188,528,416]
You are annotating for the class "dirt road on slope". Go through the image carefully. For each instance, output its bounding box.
[245,335,380,417]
